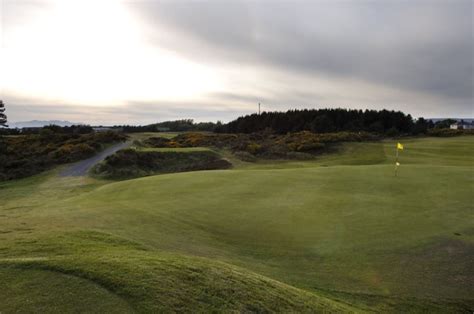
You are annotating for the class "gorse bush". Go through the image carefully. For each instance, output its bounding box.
[233,151,257,162]
[0,131,127,180]
[427,128,474,137]
[93,149,232,179]
[144,137,173,147]
[246,143,262,154]
[49,143,96,162]
[144,131,378,159]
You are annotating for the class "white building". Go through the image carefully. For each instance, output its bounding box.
[450,122,474,130]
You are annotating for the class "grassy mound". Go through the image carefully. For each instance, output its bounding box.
[0,268,133,313]
[0,231,354,313]
[92,148,232,179]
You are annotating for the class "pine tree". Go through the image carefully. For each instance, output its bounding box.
[0,100,7,128]
[0,100,7,156]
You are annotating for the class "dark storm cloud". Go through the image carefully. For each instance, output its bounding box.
[130,0,473,102]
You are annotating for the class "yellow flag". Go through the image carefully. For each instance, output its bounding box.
[397,143,404,150]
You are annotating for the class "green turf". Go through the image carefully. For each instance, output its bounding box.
[0,231,354,312]
[128,132,181,141]
[136,146,212,152]
[0,267,133,313]
[0,136,473,312]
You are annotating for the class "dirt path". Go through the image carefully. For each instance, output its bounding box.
[60,141,131,177]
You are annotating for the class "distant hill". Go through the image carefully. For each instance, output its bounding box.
[428,118,474,123]
[9,120,84,128]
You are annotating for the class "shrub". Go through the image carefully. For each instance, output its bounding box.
[146,130,379,160]
[386,127,399,137]
[93,149,232,179]
[0,132,127,181]
[70,143,96,159]
[295,142,325,152]
[144,137,173,147]
[245,143,262,154]
[427,128,474,137]
[49,143,95,162]
[285,152,315,160]
[50,144,75,162]
[234,151,257,162]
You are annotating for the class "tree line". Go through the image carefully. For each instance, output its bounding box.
[0,100,7,128]
[216,108,434,135]
[119,119,222,133]
[0,100,463,137]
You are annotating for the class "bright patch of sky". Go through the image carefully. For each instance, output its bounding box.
[2,0,472,124]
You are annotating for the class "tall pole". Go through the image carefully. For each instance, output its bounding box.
[258,103,261,115]
[394,146,399,176]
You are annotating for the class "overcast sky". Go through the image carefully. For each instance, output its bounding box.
[1,0,473,125]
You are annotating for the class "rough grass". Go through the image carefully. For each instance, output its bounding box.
[0,136,473,312]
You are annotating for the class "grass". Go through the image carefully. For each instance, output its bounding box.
[127,132,181,141]
[0,267,133,313]
[136,146,212,152]
[0,136,473,312]
[0,231,353,312]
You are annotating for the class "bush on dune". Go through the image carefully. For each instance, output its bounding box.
[233,151,257,162]
[143,136,174,148]
[49,143,96,162]
[0,131,127,181]
[93,149,232,179]
[144,131,378,160]
[427,128,474,137]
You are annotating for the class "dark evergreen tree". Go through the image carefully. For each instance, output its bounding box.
[310,115,333,133]
[0,100,7,128]
[412,118,429,135]
[0,100,7,155]
[119,119,220,133]
[434,119,456,129]
[218,108,417,135]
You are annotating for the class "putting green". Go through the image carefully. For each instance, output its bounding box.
[1,136,473,312]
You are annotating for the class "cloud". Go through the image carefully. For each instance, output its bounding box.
[130,0,473,102]
[3,93,252,125]
[2,0,473,123]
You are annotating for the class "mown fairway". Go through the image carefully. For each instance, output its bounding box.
[0,136,473,312]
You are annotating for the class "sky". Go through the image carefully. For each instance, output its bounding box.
[1,0,473,125]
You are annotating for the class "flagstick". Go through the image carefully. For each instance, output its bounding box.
[394,147,399,177]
